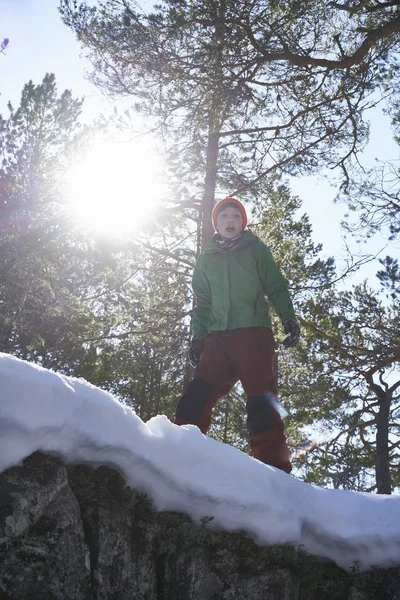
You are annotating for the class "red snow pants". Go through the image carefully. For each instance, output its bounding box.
[174,327,292,473]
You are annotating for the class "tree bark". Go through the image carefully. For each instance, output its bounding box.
[375,390,392,494]
[200,0,225,248]
[201,130,220,247]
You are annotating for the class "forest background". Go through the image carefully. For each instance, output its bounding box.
[1,0,399,494]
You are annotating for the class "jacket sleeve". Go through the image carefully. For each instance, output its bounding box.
[191,254,211,340]
[257,242,296,324]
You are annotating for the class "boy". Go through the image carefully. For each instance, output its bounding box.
[174,197,300,473]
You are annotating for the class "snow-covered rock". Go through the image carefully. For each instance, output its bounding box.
[0,352,399,575]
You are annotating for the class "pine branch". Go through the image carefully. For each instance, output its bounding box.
[238,14,400,70]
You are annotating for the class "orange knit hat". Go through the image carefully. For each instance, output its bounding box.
[211,197,248,231]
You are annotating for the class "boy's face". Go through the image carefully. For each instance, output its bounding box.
[216,205,244,239]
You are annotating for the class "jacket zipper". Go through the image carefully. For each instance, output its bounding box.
[253,290,260,315]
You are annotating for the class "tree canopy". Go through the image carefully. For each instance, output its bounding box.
[60,0,400,243]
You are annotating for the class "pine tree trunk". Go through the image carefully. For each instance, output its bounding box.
[154,364,162,416]
[201,131,219,247]
[375,391,392,494]
[201,0,225,248]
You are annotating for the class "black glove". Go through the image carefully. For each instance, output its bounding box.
[282,319,300,348]
[189,338,202,369]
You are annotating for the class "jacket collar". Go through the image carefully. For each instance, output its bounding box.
[204,230,258,254]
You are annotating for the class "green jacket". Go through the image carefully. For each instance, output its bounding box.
[192,230,296,340]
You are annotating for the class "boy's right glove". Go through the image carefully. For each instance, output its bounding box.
[282,319,300,348]
[189,338,202,369]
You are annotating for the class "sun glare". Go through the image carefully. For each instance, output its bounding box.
[67,138,165,235]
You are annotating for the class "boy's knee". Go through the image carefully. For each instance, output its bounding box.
[246,394,280,436]
[175,377,213,423]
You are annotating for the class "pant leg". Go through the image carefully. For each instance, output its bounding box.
[175,333,238,434]
[231,327,292,473]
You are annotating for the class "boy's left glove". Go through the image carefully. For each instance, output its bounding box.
[282,319,300,348]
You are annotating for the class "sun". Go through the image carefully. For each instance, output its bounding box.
[66,137,165,235]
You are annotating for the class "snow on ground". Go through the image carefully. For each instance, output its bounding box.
[0,352,399,571]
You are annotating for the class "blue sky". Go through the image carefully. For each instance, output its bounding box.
[1,0,399,284]
[0,0,102,112]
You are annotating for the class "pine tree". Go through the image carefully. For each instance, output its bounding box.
[60,0,400,244]
[89,225,193,418]
[57,2,400,482]
[0,74,104,372]
[298,282,400,494]
[0,74,196,423]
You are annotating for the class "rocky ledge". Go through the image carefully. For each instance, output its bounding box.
[0,452,399,600]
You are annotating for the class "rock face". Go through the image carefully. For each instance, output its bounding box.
[0,452,398,600]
